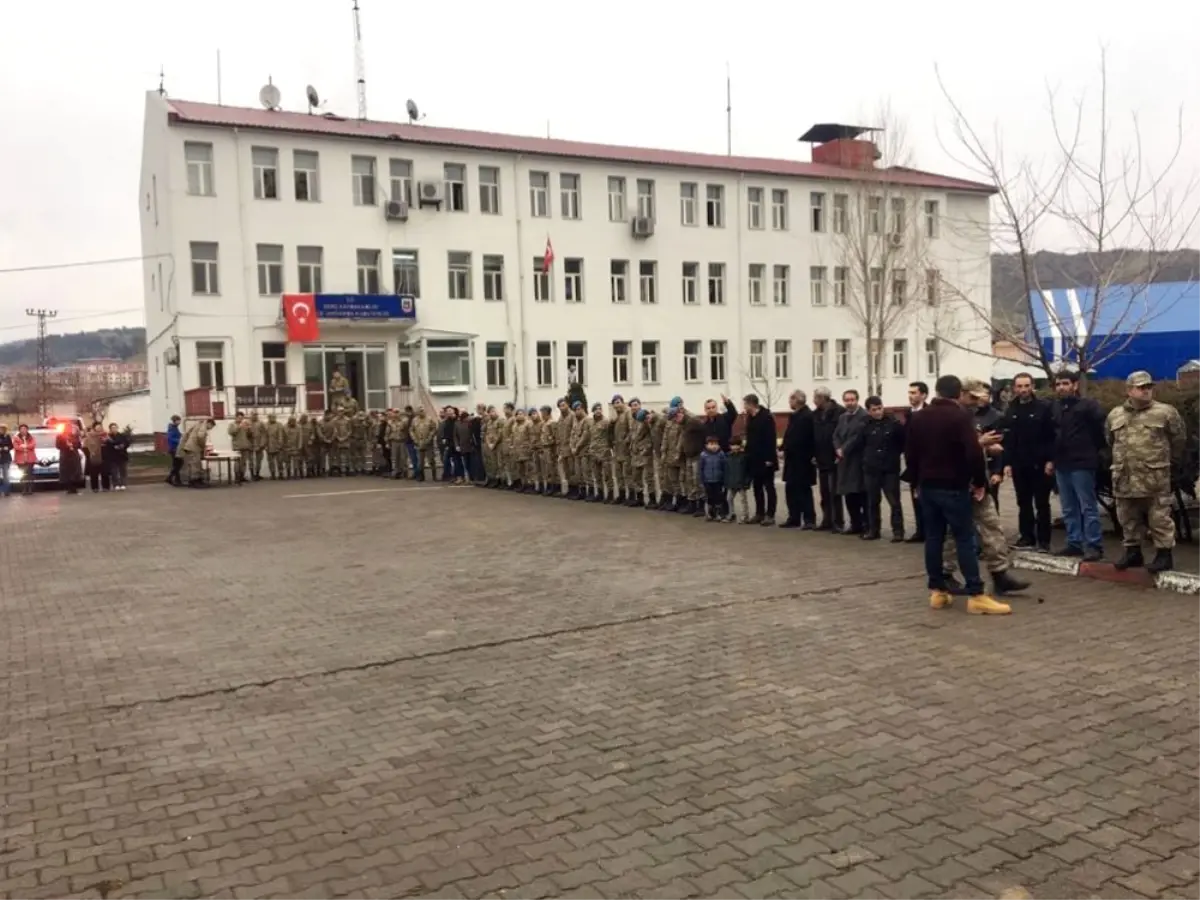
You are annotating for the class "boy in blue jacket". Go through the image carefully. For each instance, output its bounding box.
[699,436,728,521]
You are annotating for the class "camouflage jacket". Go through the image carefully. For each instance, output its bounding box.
[629,418,653,461]
[588,417,613,458]
[611,409,632,459]
[1105,400,1185,497]
[283,424,303,452]
[227,421,253,451]
[556,413,575,457]
[569,415,590,455]
[265,421,286,452]
[510,420,534,460]
[251,420,268,451]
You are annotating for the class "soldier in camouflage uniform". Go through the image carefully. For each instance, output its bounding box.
[568,402,590,500]
[283,416,303,478]
[587,402,614,503]
[311,413,330,477]
[347,412,367,475]
[1107,370,1187,573]
[483,407,502,487]
[227,413,254,483]
[555,399,574,497]
[526,407,544,493]
[384,410,404,479]
[509,407,534,492]
[296,414,311,477]
[392,408,413,478]
[265,413,286,479]
[323,411,343,475]
[537,405,557,495]
[629,407,653,507]
[498,402,516,488]
[659,405,683,510]
[249,413,268,481]
[411,408,435,481]
[610,395,632,504]
[648,408,665,504]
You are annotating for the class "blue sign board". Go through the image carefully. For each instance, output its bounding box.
[314,294,417,321]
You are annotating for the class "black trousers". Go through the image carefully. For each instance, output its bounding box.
[842,492,866,532]
[864,471,904,537]
[784,480,815,524]
[818,469,844,528]
[704,482,727,516]
[86,461,110,491]
[1011,465,1053,545]
[909,486,924,538]
[168,455,184,484]
[752,467,777,518]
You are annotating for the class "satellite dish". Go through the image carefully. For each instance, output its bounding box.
[306,85,320,110]
[406,99,420,123]
[259,83,281,110]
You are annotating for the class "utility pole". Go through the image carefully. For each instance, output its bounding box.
[25,308,57,418]
[351,0,368,120]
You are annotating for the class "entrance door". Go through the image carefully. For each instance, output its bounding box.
[324,349,366,409]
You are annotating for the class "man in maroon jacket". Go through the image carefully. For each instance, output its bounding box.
[904,375,1010,615]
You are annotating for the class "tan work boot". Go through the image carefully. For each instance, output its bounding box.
[930,590,953,610]
[967,594,1012,615]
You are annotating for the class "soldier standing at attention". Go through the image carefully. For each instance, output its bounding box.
[228,413,254,483]
[1107,371,1186,573]
[569,402,590,500]
[509,408,534,491]
[500,402,516,489]
[629,408,653,507]
[535,405,554,495]
[610,395,632,504]
[283,416,303,478]
[320,411,339,475]
[393,408,413,478]
[483,406,501,487]
[659,404,683,510]
[526,408,544,493]
[411,408,434,481]
[249,413,268,481]
[587,403,613,503]
[649,408,665,506]
[555,399,574,498]
[265,414,286,479]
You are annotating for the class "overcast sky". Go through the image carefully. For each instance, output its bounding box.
[0,0,1196,342]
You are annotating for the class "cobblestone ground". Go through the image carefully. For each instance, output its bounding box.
[0,482,1196,900]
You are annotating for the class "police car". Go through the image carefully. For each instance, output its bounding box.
[8,418,86,488]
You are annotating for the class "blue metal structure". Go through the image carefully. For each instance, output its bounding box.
[1029,281,1198,381]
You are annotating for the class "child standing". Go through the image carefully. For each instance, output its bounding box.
[699,437,728,521]
[724,436,752,523]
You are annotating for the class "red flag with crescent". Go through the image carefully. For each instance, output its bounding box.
[543,236,555,271]
[283,294,320,343]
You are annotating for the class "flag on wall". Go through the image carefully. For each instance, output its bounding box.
[283,294,320,343]
[543,236,555,271]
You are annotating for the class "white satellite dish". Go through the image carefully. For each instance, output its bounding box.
[306,84,320,111]
[406,98,420,123]
[259,82,281,110]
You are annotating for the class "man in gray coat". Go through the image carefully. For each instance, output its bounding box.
[833,389,869,535]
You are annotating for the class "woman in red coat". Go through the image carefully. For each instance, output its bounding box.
[12,424,37,496]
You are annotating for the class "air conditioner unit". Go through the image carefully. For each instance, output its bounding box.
[164,347,180,366]
[385,199,409,221]
[888,232,904,248]
[416,181,444,207]
[631,216,655,238]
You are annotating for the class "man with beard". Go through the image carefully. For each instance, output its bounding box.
[780,390,816,529]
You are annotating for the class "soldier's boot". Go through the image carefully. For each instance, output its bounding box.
[656,493,670,510]
[692,500,706,517]
[614,489,625,505]
[1145,548,1174,574]
[930,589,954,610]
[1113,546,1145,570]
[678,499,693,515]
[967,594,1012,615]
[992,569,1030,595]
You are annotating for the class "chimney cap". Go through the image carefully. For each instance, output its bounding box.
[799,123,879,144]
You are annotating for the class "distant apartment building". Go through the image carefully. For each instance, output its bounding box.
[67,357,150,393]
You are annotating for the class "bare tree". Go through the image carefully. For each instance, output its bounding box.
[741,347,786,411]
[937,49,1199,389]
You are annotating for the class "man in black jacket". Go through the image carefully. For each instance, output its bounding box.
[812,387,844,531]
[742,393,778,525]
[861,396,905,541]
[780,390,816,529]
[903,381,929,543]
[1001,372,1055,550]
[703,395,739,450]
[1051,371,1107,560]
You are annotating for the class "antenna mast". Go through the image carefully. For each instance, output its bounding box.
[352,0,367,120]
[725,63,732,156]
[26,308,57,418]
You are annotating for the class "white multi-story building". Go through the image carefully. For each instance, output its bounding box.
[138,90,994,433]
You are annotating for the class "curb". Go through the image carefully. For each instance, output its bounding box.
[1011,550,1200,595]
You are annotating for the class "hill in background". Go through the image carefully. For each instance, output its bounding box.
[0,326,146,368]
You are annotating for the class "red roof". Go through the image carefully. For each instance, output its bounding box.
[165,99,996,195]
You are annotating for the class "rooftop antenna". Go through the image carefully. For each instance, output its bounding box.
[405,98,424,124]
[352,0,367,120]
[306,84,321,114]
[725,62,732,156]
[259,77,281,111]
[216,50,223,105]
[157,65,166,97]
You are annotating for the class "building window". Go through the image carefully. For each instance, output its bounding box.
[196,341,225,389]
[484,342,507,387]
[351,155,377,205]
[707,263,725,306]
[892,339,908,377]
[832,193,848,234]
[566,341,587,385]
[812,339,828,379]
[705,184,724,227]
[683,340,702,383]
[261,342,287,385]
[296,246,323,293]
[444,163,467,211]
[925,337,939,374]
[190,241,219,295]
[610,260,629,304]
[747,187,764,230]
[483,255,505,301]
[293,150,319,201]
[536,341,555,387]
[389,158,413,205]
[641,340,659,383]
[479,166,500,214]
[810,191,826,233]
[636,179,655,219]
[533,256,551,302]
[638,260,657,305]
[870,268,884,306]
[612,340,632,384]
[924,199,940,238]
[251,147,279,200]
[833,267,849,307]
[448,251,472,299]
[925,268,940,305]
[835,339,850,378]
[426,338,471,388]
[529,171,550,217]
[564,258,583,304]
[748,264,765,306]
[709,340,727,382]
[892,268,908,306]
[774,339,791,380]
[608,176,626,221]
[560,173,581,219]
[185,142,214,196]
[748,340,766,380]
[255,244,284,295]
[681,262,698,305]
[772,265,790,307]
[809,266,826,307]
[680,182,698,226]
[771,189,789,230]
[397,353,413,389]
[393,249,420,297]
[356,249,381,294]
[868,196,882,234]
[890,197,907,235]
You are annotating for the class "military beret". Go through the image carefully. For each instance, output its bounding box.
[571,401,583,410]
[591,402,602,411]
[611,394,624,403]
[540,405,553,412]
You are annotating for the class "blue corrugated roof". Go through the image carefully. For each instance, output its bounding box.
[1030,281,1197,336]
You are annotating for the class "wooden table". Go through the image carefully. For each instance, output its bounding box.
[203,453,240,485]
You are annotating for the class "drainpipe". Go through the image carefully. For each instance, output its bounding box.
[510,155,526,408]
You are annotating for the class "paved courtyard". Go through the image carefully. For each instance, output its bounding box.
[0,482,1196,900]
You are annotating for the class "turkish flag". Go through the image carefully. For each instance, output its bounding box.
[283,294,320,343]
[544,236,555,271]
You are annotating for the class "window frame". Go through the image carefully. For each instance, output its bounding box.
[255,243,284,296]
[612,340,632,385]
[444,163,467,212]
[479,166,501,214]
[770,189,789,230]
[185,142,214,196]
[293,149,320,201]
[610,259,629,304]
[251,146,279,200]
[772,264,790,307]
[640,340,660,384]
[705,184,725,228]
[351,155,377,206]
[560,173,581,219]
[356,249,382,295]
[682,339,702,383]
[190,241,219,295]
[447,251,473,300]
[389,158,413,206]
[482,254,505,302]
[680,182,698,226]
[529,171,550,218]
[485,341,508,388]
[707,262,726,306]
[746,186,764,230]
[607,176,627,222]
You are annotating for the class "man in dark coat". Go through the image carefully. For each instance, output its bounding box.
[903,381,929,543]
[703,395,739,451]
[780,390,816,529]
[56,423,84,495]
[1001,372,1056,550]
[812,387,844,531]
[832,389,869,534]
[741,393,778,525]
[861,396,906,541]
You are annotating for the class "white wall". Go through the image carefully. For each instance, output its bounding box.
[141,92,994,427]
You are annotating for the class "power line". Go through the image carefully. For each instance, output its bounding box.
[0,308,142,333]
[0,253,170,275]
[26,308,57,418]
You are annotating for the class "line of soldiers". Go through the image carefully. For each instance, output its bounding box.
[476,394,713,513]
